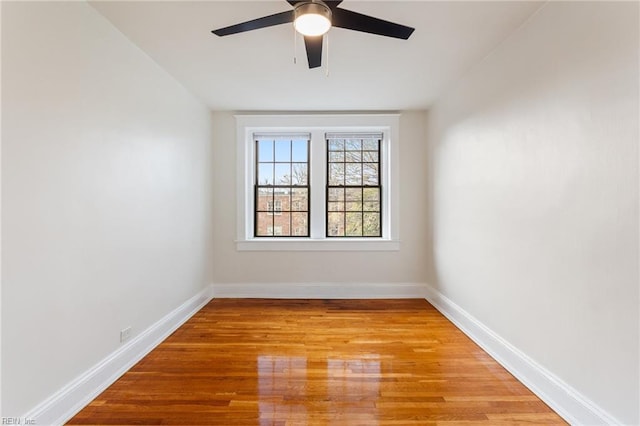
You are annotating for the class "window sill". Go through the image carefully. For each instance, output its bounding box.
[235,238,401,252]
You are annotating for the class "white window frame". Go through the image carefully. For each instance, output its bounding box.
[236,114,400,251]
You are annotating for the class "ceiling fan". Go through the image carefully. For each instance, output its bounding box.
[211,0,415,69]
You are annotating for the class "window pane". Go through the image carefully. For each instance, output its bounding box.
[329,163,344,186]
[328,212,344,237]
[291,188,308,211]
[363,163,379,185]
[363,213,380,236]
[363,139,378,150]
[345,212,362,236]
[291,163,308,185]
[268,199,281,214]
[362,151,378,162]
[292,213,308,236]
[328,139,344,151]
[329,151,344,162]
[275,163,290,185]
[277,212,291,235]
[345,164,362,185]
[258,140,274,162]
[292,140,308,162]
[328,188,344,202]
[275,191,290,212]
[345,151,361,162]
[275,140,290,162]
[346,201,362,212]
[256,212,273,236]
[328,201,344,212]
[363,188,379,201]
[258,163,274,185]
[257,188,273,211]
[345,188,362,202]
[363,201,380,212]
[345,139,362,151]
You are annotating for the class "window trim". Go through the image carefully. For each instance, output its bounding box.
[235,114,400,251]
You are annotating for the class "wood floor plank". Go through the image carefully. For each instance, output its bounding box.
[68,299,566,425]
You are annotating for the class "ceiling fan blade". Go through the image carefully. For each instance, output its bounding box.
[332,8,414,40]
[324,1,344,9]
[287,0,343,8]
[304,35,323,69]
[212,10,293,36]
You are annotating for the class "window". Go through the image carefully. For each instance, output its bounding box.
[236,114,400,251]
[326,134,382,237]
[255,135,310,237]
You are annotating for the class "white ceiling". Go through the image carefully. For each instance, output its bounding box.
[90,1,543,111]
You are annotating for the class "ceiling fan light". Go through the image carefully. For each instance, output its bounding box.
[294,2,332,37]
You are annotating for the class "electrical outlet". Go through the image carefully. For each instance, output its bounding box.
[120,327,132,343]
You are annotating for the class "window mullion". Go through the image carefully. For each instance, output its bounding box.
[309,130,325,239]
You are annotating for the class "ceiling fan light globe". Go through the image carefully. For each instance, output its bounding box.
[294,2,332,36]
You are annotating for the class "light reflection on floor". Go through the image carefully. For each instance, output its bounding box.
[258,355,308,425]
[258,355,381,425]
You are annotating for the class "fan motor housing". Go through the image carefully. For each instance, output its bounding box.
[294,1,333,36]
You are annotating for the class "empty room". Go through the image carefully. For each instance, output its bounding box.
[1,0,638,425]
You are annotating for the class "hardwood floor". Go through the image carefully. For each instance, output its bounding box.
[68,299,566,425]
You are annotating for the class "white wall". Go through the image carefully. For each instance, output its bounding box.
[1,1,213,416]
[426,2,638,424]
[211,111,429,285]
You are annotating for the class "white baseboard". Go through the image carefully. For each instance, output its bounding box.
[212,282,428,299]
[20,282,618,425]
[23,284,214,426]
[423,284,620,426]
